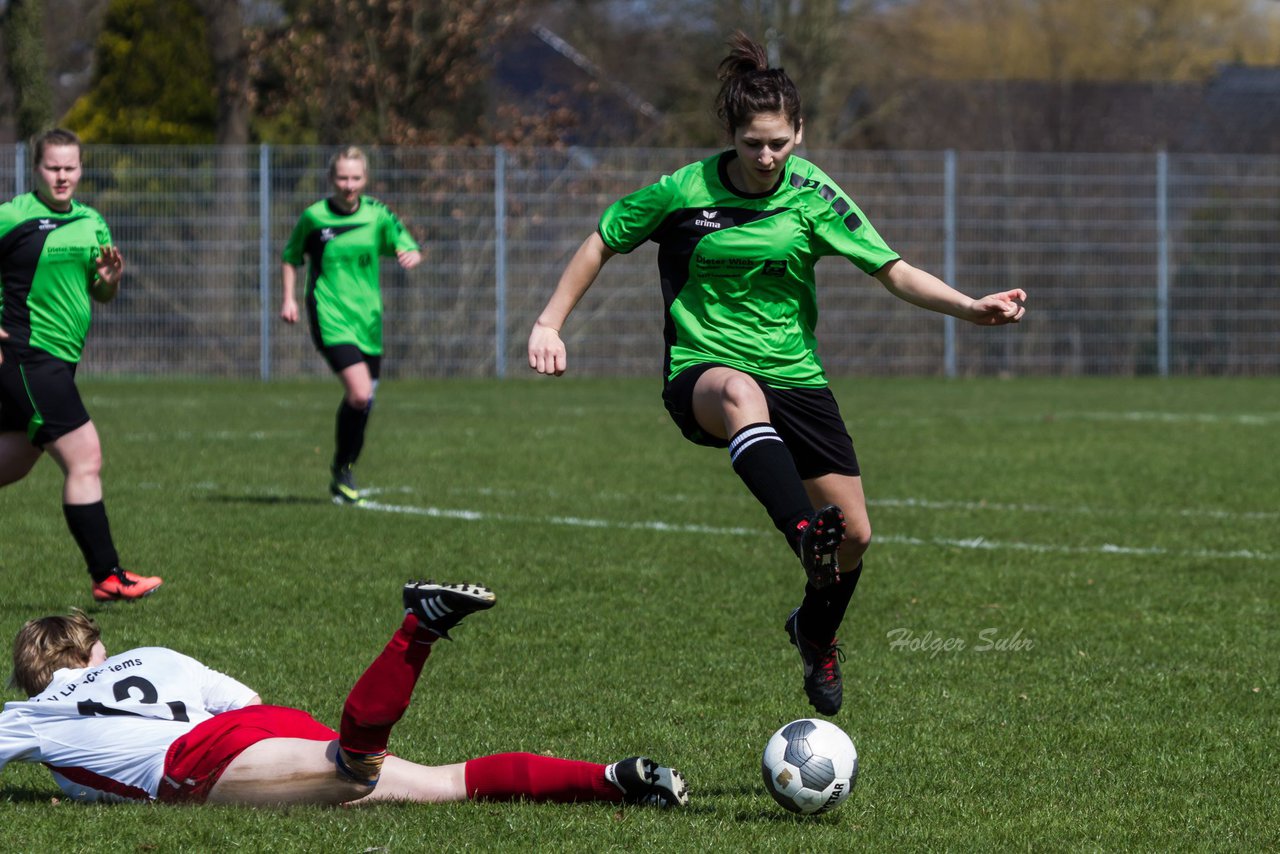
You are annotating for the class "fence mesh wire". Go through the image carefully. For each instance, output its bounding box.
[2,145,1276,378]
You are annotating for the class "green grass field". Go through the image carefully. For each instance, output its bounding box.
[1,377,1276,852]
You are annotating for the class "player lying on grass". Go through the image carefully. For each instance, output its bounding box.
[1,582,688,808]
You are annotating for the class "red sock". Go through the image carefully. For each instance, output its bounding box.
[464,753,622,803]
[339,614,433,754]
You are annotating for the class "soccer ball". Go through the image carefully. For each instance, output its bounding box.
[761,718,858,814]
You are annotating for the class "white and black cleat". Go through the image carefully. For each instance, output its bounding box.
[606,756,690,808]
[403,580,496,640]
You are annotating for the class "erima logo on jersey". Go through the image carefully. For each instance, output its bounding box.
[695,210,721,230]
[38,219,59,231]
[320,228,336,242]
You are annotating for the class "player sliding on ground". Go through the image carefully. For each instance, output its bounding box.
[0,582,688,808]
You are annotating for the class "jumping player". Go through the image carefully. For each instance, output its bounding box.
[0,128,162,602]
[1,581,688,808]
[280,147,422,504]
[527,33,1026,716]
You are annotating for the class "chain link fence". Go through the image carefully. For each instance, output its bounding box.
[3,145,1277,378]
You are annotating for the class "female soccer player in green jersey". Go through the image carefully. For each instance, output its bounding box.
[0,128,162,602]
[527,33,1027,717]
[280,147,421,504]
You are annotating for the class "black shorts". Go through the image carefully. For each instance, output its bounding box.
[662,363,860,480]
[317,343,382,379]
[0,346,91,447]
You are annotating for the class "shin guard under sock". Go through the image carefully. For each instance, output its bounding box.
[334,399,372,469]
[339,614,433,754]
[728,423,812,540]
[464,753,620,803]
[63,501,121,582]
[796,559,864,644]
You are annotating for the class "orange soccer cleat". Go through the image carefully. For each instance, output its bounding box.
[92,568,163,602]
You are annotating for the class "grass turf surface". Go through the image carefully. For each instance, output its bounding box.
[1,376,1276,851]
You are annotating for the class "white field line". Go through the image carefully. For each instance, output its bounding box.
[355,499,1278,562]
[418,486,1278,523]
[1052,411,1280,426]
[868,496,1279,522]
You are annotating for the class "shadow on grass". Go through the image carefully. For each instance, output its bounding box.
[695,783,851,823]
[204,494,330,507]
[0,787,59,805]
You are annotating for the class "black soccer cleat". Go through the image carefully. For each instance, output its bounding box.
[402,580,496,640]
[330,464,364,505]
[605,756,689,808]
[795,505,846,589]
[785,608,845,716]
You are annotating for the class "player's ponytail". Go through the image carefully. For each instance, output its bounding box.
[714,31,803,136]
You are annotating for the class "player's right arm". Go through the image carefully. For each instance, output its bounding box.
[280,262,300,323]
[528,232,616,376]
[280,209,313,324]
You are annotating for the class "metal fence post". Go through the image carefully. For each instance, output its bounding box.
[494,145,508,378]
[259,144,272,381]
[943,149,958,377]
[15,143,26,195]
[1156,150,1170,377]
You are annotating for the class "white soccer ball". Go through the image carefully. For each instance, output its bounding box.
[761,718,858,815]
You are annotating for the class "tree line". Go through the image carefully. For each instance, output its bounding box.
[4,0,1280,147]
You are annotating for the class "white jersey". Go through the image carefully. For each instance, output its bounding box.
[0,647,257,802]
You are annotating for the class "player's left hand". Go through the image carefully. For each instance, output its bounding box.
[968,289,1026,325]
[397,249,422,270]
[0,325,8,366]
[96,245,125,285]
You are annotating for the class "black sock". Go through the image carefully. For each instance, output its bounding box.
[334,399,372,470]
[797,559,863,645]
[63,501,121,582]
[728,423,812,541]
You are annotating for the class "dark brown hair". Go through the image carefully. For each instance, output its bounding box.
[714,31,803,135]
[32,128,82,165]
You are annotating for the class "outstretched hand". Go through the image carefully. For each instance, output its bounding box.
[968,289,1026,325]
[96,245,125,286]
[397,249,422,270]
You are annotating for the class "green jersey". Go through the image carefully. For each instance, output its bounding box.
[282,196,419,355]
[0,193,113,363]
[598,152,899,387]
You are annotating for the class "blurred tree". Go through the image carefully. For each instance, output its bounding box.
[530,0,896,148]
[61,0,217,142]
[3,0,54,140]
[878,0,1280,82]
[192,0,250,145]
[706,0,886,148]
[249,0,528,144]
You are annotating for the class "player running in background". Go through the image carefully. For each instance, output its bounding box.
[1,581,688,808]
[528,33,1026,717]
[0,128,161,602]
[279,147,421,505]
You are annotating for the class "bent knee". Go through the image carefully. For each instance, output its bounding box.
[718,372,766,410]
[842,526,872,560]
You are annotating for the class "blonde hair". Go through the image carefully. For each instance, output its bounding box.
[11,610,100,697]
[327,146,369,179]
